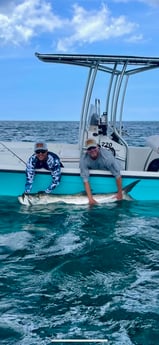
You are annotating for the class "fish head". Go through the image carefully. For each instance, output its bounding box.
[18,193,44,206]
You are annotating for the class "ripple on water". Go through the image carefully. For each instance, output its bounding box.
[0,197,159,344]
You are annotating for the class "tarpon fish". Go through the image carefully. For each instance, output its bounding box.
[18,180,139,206]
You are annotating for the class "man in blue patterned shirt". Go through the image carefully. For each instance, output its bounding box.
[24,142,62,194]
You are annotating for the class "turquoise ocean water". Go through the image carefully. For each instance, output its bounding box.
[0,121,159,345]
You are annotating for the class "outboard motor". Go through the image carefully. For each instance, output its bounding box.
[99,112,107,136]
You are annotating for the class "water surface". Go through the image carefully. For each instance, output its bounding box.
[0,121,159,345]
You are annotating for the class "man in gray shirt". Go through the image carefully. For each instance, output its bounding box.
[80,138,122,205]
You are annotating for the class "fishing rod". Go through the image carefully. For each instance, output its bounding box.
[0,141,26,165]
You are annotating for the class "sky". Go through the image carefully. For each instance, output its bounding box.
[0,0,159,121]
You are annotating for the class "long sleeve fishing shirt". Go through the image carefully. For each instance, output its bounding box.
[80,147,121,182]
[25,152,61,193]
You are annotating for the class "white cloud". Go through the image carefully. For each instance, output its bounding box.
[0,0,141,51]
[57,3,138,52]
[0,0,62,45]
[125,34,143,43]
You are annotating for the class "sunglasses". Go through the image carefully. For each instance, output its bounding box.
[35,149,47,154]
[87,146,97,151]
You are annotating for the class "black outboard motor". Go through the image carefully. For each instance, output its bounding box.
[99,112,107,136]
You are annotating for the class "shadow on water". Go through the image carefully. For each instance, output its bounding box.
[0,197,159,344]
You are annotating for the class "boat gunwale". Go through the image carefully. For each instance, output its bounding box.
[1,168,159,179]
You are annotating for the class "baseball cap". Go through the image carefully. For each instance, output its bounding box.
[85,138,98,150]
[34,142,48,152]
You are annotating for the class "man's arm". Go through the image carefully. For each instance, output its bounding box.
[24,156,36,193]
[80,154,98,205]
[45,155,61,193]
[84,181,98,205]
[102,150,122,200]
[116,176,122,200]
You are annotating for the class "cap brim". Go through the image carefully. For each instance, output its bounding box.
[87,145,97,150]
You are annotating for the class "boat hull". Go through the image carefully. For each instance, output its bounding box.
[1,169,159,201]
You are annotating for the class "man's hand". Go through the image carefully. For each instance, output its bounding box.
[116,192,122,200]
[84,181,98,206]
[88,197,98,206]
[22,192,28,197]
